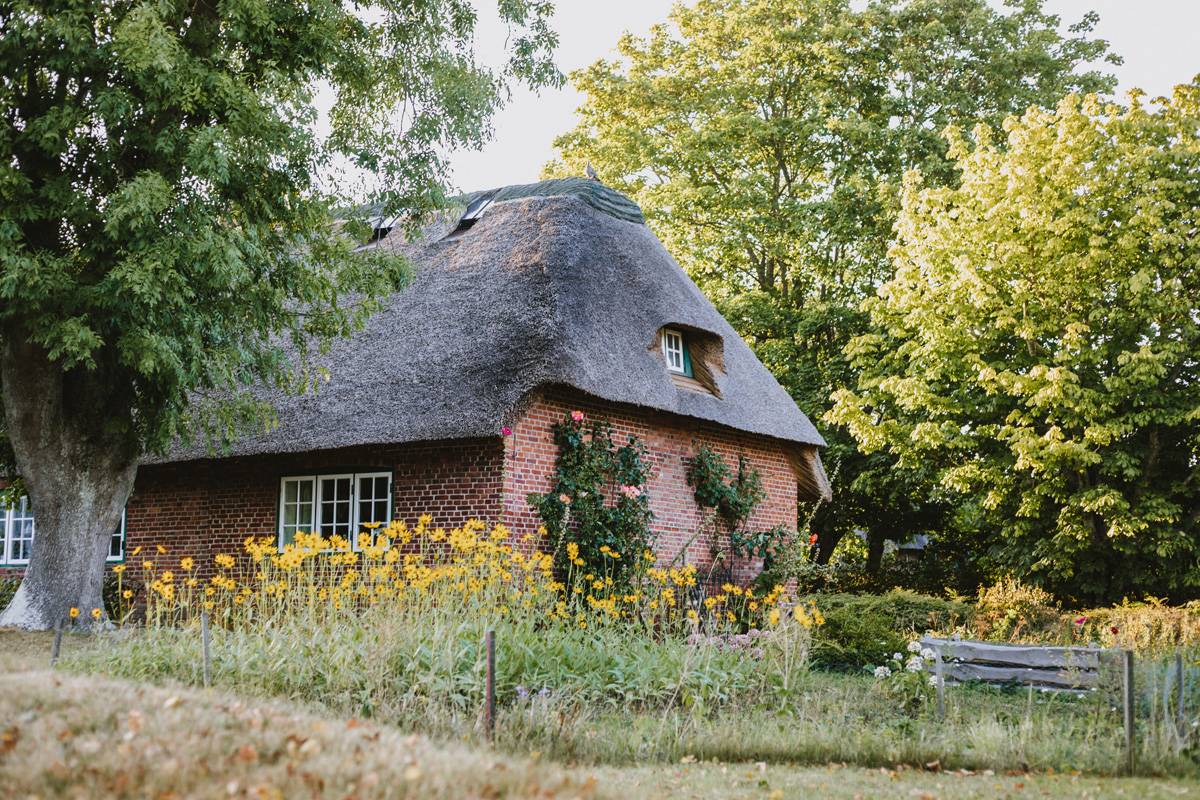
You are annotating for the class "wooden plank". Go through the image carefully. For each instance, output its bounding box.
[941,661,1098,689]
[920,636,1101,670]
[670,373,711,394]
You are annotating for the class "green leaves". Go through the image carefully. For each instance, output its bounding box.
[0,0,560,463]
[832,86,1200,602]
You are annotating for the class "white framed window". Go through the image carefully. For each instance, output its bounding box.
[107,509,127,563]
[2,497,34,565]
[661,328,692,376]
[0,498,125,565]
[278,471,392,549]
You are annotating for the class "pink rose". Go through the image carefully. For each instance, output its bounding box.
[559,494,571,504]
[620,485,642,498]
[571,411,584,422]
[501,427,512,436]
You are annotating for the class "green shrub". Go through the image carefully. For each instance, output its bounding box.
[0,575,18,610]
[808,591,972,669]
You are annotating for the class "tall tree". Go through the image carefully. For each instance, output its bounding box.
[546,0,1116,569]
[0,0,559,629]
[829,87,1200,602]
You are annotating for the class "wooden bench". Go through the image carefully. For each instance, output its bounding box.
[919,635,1112,690]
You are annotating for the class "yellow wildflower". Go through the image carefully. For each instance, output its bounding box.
[69,607,80,618]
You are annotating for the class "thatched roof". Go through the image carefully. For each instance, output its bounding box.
[159,180,827,489]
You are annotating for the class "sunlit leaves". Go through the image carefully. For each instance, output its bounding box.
[831,85,1200,601]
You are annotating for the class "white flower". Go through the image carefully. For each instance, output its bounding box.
[929,675,942,688]
[874,666,892,679]
[921,648,937,660]
[907,640,923,653]
[906,655,924,672]
[892,652,903,661]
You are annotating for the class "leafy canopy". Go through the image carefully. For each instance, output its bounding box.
[0,0,559,462]
[828,86,1200,602]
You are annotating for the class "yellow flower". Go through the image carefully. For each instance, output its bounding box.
[156,544,167,554]
[91,608,102,619]
[112,564,126,574]
[180,557,194,571]
[142,561,153,570]
[769,608,781,626]
[131,546,142,556]
[69,607,80,618]
[122,590,133,600]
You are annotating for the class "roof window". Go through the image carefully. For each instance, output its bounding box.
[443,196,494,241]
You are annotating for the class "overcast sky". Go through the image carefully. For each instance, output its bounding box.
[446,0,1200,193]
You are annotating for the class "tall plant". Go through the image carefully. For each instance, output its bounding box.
[527,412,654,588]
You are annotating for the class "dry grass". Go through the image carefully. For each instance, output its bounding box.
[0,667,603,799]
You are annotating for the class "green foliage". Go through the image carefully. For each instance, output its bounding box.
[526,412,654,587]
[0,576,17,611]
[809,590,971,669]
[686,444,765,533]
[0,0,560,464]
[546,0,1116,565]
[830,87,1200,603]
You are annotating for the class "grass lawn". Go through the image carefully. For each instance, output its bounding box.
[4,628,1200,799]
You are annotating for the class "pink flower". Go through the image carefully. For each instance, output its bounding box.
[570,410,584,422]
[1074,617,1086,625]
[620,485,642,498]
[501,427,512,436]
[558,493,571,504]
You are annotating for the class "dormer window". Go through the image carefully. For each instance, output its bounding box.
[661,328,692,377]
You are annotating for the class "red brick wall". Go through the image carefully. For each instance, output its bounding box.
[123,438,504,580]
[504,387,799,587]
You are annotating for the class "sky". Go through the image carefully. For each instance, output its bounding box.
[445,0,1200,193]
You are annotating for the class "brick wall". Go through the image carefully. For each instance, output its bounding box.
[123,438,505,580]
[504,387,798,587]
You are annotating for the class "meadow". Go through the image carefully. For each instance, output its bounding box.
[5,518,1200,798]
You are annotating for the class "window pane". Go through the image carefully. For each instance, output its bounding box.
[280,477,315,547]
[356,475,391,548]
[9,499,34,563]
[319,477,352,539]
[109,521,124,560]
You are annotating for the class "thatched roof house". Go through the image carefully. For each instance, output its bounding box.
[38,179,831,582]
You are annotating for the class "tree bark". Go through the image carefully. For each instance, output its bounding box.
[0,324,137,630]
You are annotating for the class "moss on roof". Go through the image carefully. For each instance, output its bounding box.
[473,178,645,225]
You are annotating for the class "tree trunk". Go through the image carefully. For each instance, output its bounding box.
[866,530,885,576]
[0,324,137,630]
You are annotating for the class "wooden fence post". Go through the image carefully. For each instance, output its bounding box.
[201,611,212,689]
[485,630,496,741]
[935,647,945,721]
[1176,652,1185,744]
[50,618,64,667]
[1123,649,1135,775]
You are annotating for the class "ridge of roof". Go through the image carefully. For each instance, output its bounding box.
[472,177,645,226]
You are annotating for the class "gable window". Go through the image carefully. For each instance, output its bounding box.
[278,471,392,549]
[661,328,693,377]
[0,497,125,566]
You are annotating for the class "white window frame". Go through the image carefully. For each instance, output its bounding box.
[662,328,687,374]
[277,471,392,550]
[107,509,127,563]
[0,498,125,566]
